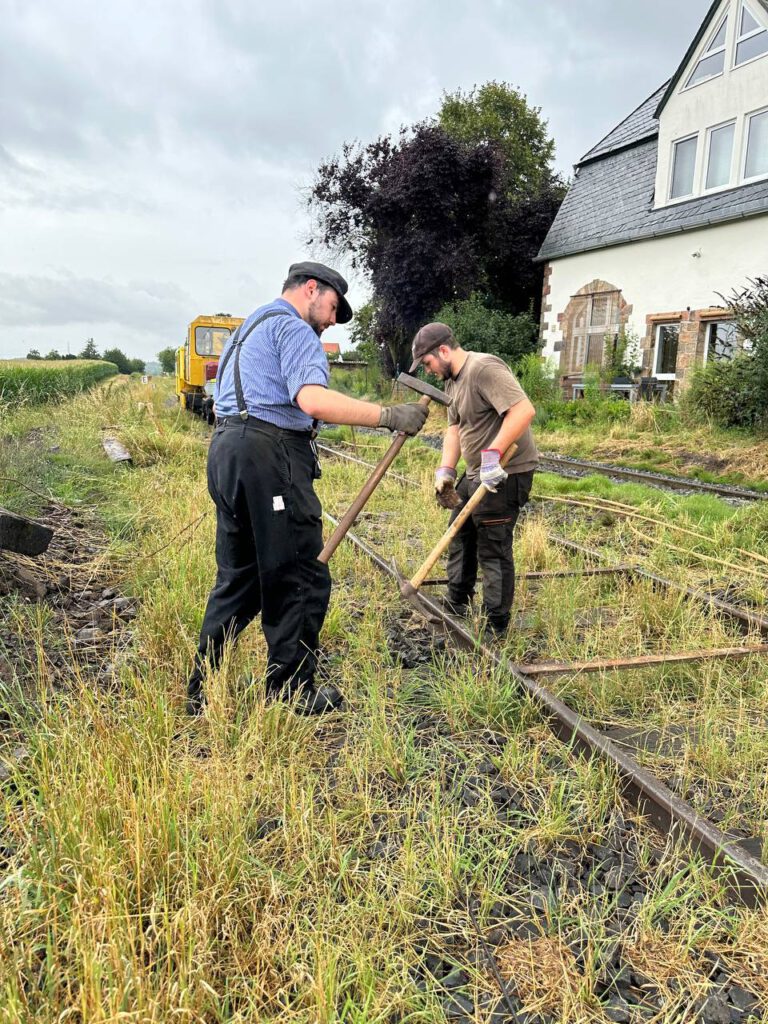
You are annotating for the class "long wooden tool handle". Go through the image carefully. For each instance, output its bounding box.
[318,394,431,565]
[408,442,517,591]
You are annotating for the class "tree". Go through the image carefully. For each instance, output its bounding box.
[310,123,501,371]
[157,347,176,374]
[80,338,99,359]
[102,347,131,374]
[308,84,564,372]
[434,293,539,365]
[439,82,556,196]
[26,349,41,360]
[128,358,146,374]
[44,349,62,360]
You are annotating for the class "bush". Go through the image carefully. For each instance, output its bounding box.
[434,293,539,365]
[537,396,633,430]
[681,354,767,431]
[514,353,560,404]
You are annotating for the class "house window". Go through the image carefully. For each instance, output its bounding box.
[705,121,735,189]
[744,109,768,179]
[735,2,768,66]
[670,136,698,198]
[654,324,680,379]
[705,321,740,362]
[566,290,621,374]
[685,15,727,86]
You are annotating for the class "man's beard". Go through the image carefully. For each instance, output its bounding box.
[307,295,327,337]
[435,355,454,380]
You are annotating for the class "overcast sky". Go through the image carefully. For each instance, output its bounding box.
[0,0,709,362]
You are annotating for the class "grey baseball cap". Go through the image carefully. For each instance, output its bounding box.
[287,261,353,324]
[409,322,455,373]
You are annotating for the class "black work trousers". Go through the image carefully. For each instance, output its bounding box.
[446,470,534,630]
[187,417,331,701]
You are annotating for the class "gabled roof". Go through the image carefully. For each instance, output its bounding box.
[579,82,668,166]
[656,0,768,116]
[537,138,768,262]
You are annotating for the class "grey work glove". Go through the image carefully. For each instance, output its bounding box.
[378,402,428,436]
[479,448,508,492]
[434,466,461,509]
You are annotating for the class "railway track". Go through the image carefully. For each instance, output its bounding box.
[538,453,768,503]
[318,439,768,906]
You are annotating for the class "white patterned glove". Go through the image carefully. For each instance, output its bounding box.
[479,449,507,492]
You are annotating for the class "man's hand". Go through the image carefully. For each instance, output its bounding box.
[378,402,428,436]
[479,449,508,492]
[434,466,461,509]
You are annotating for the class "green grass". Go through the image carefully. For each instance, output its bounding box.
[0,381,767,1021]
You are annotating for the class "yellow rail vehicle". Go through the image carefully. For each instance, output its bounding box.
[176,314,244,422]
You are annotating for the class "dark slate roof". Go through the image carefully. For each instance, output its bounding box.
[656,0,768,117]
[537,137,768,262]
[579,83,667,165]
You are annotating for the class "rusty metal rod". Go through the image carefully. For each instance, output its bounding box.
[324,514,768,907]
[521,644,768,677]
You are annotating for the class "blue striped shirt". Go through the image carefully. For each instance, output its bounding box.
[214,298,329,430]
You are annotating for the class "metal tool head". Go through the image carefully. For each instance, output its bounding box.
[397,372,451,407]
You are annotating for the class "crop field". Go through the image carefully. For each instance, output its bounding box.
[0,359,118,410]
[0,379,767,1022]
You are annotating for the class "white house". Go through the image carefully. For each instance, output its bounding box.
[537,0,768,395]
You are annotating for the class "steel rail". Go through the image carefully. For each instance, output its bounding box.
[324,512,768,906]
[539,454,768,502]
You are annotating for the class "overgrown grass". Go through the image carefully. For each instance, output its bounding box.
[0,359,119,411]
[0,381,767,1021]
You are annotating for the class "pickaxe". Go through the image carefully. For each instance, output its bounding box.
[318,372,451,564]
[398,441,518,610]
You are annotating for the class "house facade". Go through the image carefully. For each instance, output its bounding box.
[537,0,768,395]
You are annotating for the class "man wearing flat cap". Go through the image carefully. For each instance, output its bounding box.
[410,322,538,637]
[186,261,428,715]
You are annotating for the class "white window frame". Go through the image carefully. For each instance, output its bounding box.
[654,323,680,380]
[703,118,737,192]
[703,320,740,363]
[669,133,699,201]
[742,105,768,182]
[733,0,768,69]
[683,13,728,91]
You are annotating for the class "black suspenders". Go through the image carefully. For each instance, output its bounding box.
[216,310,290,421]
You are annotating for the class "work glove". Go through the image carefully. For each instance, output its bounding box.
[479,449,508,492]
[434,466,461,509]
[378,402,428,436]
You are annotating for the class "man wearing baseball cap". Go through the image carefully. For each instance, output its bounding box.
[410,322,538,636]
[186,261,428,716]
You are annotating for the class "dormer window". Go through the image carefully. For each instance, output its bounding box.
[685,15,728,86]
[735,1,768,65]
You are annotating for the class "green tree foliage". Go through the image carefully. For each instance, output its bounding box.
[157,347,176,374]
[439,81,555,195]
[102,348,131,374]
[26,349,41,360]
[434,293,538,365]
[128,358,146,374]
[79,338,99,359]
[44,349,62,360]
[308,84,564,373]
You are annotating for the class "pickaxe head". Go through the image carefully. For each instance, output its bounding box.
[397,372,451,407]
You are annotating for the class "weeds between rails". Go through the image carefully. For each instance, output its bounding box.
[1,383,767,1022]
[317,437,768,857]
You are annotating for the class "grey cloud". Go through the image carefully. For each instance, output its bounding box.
[0,272,193,331]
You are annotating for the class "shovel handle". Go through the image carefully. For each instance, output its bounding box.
[409,442,517,591]
[318,394,431,564]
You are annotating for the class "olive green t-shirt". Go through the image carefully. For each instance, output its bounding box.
[445,352,539,477]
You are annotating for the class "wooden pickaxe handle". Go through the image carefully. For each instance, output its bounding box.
[318,394,431,565]
[406,442,518,594]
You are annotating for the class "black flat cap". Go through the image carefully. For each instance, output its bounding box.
[288,261,353,324]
